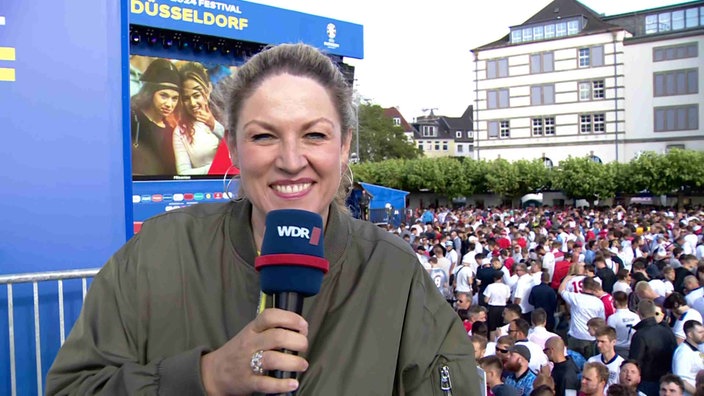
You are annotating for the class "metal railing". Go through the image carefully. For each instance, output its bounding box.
[0,268,100,396]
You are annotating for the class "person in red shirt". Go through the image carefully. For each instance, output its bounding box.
[551,259,572,290]
[585,277,615,320]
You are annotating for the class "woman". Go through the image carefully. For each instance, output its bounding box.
[46,44,478,395]
[173,62,225,175]
[130,59,180,175]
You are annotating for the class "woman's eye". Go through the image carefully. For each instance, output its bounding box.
[306,132,326,140]
[252,133,274,141]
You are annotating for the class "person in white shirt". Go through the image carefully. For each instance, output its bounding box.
[559,275,606,359]
[664,292,704,343]
[587,326,624,389]
[607,291,641,358]
[484,272,511,333]
[453,260,473,295]
[509,318,549,374]
[672,319,704,396]
[513,263,535,319]
[527,308,559,349]
[612,269,633,295]
[684,276,704,307]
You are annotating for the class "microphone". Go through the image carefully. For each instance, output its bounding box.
[254,209,329,394]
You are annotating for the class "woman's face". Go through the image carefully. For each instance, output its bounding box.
[152,88,179,117]
[182,79,207,117]
[232,74,351,229]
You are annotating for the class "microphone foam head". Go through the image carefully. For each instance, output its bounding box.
[255,209,328,297]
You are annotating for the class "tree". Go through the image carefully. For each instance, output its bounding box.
[553,156,615,206]
[513,158,553,196]
[357,104,421,162]
[484,158,520,200]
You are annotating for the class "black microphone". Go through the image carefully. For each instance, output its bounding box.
[254,209,329,395]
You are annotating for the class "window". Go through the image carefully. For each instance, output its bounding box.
[556,22,567,37]
[467,131,473,138]
[654,69,698,96]
[544,24,555,39]
[421,125,437,137]
[654,104,698,131]
[530,85,555,105]
[532,117,555,136]
[594,114,605,132]
[489,121,510,139]
[523,27,532,42]
[580,115,592,133]
[578,80,605,101]
[578,46,604,68]
[659,12,671,32]
[455,130,462,139]
[533,26,543,41]
[567,20,580,35]
[393,117,401,126]
[593,80,605,99]
[499,121,510,138]
[418,144,423,151]
[487,89,510,109]
[442,142,448,151]
[488,121,499,138]
[667,144,686,152]
[530,52,554,74]
[645,6,702,34]
[487,58,509,79]
[653,42,698,61]
[686,8,698,28]
[457,144,464,153]
[511,30,522,43]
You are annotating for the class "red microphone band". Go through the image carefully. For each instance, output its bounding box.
[255,253,330,274]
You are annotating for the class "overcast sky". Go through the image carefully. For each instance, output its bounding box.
[251,0,682,122]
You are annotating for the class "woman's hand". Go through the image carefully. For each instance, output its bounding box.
[200,308,309,396]
[195,106,216,131]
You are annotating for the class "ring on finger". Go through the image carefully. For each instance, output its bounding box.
[250,350,265,375]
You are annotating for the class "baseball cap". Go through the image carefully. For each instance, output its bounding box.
[444,241,454,248]
[509,344,531,362]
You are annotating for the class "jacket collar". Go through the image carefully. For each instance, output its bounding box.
[633,316,657,330]
[227,199,349,274]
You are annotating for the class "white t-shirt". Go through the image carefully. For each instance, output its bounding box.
[528,326,560,349]
[542,251,556,279]
[612,281,632,295]
[649,279,673,298]
[607,308,641,349]
[686,287,704,308]
[673,342,704,396]
[484,283,511,306]
[696,245,704,260]
[588,354,624,386]
[514,274,535,314]
[453,265,473,293]
[560,290,605,340]
[516,339,549,374]
[692,296,704,318]
[673,309,704,340]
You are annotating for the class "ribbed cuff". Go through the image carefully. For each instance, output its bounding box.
[157,346,210,396]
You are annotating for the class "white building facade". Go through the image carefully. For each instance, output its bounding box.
[472,0,703,165]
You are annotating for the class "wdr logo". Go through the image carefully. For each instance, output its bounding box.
[0,15,16,82]
[277,226,322,246]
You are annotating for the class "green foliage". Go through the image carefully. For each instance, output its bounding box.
[351,150,704,203]
[357,104,421,162]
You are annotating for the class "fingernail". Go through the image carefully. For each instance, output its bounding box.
[289,380,299,390]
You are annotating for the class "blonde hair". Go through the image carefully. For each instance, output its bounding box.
[216,43,355,207]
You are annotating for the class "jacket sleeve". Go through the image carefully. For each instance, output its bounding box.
[628,331,645,362]
[45,236,208,396]
[396,264,481,396]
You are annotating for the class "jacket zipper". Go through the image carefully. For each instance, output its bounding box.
[439,365,453,396]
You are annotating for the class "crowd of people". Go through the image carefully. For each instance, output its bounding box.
[391,204,704,396]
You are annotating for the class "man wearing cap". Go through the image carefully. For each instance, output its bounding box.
[503,344,537,396]
[445,240,459,275]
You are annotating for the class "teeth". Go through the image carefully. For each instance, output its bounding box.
[273,183,311,194]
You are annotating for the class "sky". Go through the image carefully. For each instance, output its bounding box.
[250,0,683,122]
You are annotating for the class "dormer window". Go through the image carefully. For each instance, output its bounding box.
[511,17,586,44]
[393,117,401,126]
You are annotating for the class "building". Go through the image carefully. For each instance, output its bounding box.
[410,105,474,158]
[383,107,417,144]
[472,0,703,165]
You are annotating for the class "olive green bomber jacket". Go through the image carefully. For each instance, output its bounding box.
[46,201,479,395]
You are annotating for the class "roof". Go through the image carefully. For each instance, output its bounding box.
[382,107,417,133]
[411,105,474,141]
[473,0,621,52]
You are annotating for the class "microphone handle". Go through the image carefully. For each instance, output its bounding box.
[266,292,304,396]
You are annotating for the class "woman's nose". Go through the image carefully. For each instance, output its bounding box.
[276,139,306,173]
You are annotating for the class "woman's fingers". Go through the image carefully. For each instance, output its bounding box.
[251,375,300,395]
[252,309,309,336]
[260,350,309,373]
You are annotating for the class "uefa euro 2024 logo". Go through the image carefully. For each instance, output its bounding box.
[324,22,340,50]
[326,23,336,41]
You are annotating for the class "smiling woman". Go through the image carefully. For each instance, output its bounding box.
[46,44,479,396]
